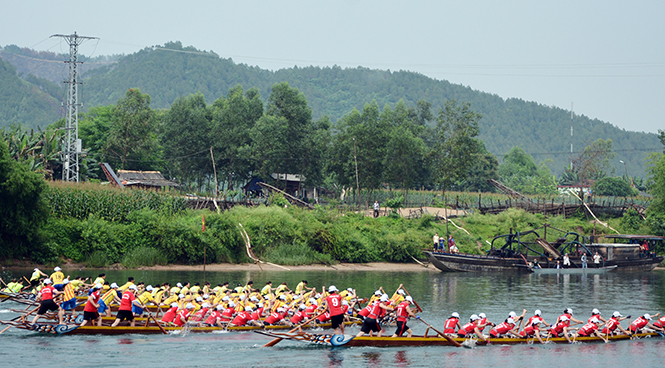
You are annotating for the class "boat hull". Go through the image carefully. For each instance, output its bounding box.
[424,251,531,273]
[532,265,617,274]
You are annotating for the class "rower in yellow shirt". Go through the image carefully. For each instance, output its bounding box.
[295,280,313,295]
[391,288,406,304]
[29,268,47,288]
[190,283,201,295]
[275,282,290,295]
[118,277,135,291]
[50,267,65,291]
[92,273,106,286]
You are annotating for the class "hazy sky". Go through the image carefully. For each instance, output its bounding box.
[3,0,664,134]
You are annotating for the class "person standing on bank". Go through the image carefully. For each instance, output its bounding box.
[593,252,602,268]
[373,201,380,218]
[581,253,588,269]
[563,254,570,268]
[433,233,440,251]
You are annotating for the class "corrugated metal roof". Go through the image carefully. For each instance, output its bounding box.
[116,170,178,187]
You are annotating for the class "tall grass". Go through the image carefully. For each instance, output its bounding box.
[121,247,168,268]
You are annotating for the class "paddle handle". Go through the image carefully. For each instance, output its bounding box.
[418,318,462,347]
[264,311,325,347]
[399,286,423,313]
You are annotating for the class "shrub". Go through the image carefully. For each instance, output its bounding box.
[121,246,168,268]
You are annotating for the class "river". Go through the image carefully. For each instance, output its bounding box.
[1,268,664,367]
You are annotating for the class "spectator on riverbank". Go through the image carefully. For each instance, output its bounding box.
[593,252,602,268]
[433,233,439,251]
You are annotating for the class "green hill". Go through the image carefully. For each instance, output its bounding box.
[1,41,659,177]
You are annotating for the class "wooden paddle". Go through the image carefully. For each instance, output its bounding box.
[418,318,464,348]
[264,311,325,347]
[400,285,423,313]
[148,312,168,335]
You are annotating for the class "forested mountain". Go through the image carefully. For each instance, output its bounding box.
[1,41,659,176]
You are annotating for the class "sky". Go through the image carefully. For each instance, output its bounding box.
[2,0,664,134]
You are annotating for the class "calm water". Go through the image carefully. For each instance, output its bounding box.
[1,268,664,367]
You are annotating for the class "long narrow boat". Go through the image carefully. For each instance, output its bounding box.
[0,319,361,335]
[255,330,663,347]
[531,265,617,275]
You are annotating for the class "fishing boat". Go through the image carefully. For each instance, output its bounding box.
[425,227,664,273]
[0,318,361,336]
[255,330,663,347]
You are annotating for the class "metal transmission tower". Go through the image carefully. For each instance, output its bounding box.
[51,32,98,182]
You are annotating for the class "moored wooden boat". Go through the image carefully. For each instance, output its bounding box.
[531,265,618,274]
[255,330,663,347]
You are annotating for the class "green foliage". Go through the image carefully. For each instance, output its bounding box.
[121,247,168,268]
[592,177,634,197]
[620,208,643,233]
[570,138,616,182]
[0,139,50,260]
[499,147,558,195]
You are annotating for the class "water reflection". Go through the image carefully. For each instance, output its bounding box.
[327,349,344,367]
[393,350,409,367]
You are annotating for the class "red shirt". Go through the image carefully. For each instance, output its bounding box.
[443,317,458,333]
[326,294,344,316]
[396,301,409,322]
[459,321,476,336]
[601,317,620,334]
[654,316,665,328]
[490,321,514,336]
[264,311,286,325]
[358,304,372,317]
[221,307,235,321]
[318,312,331,322]
[551,321,568,336]
[40,285,55,301]
[368,302,382,319]
[305,304,318,316]
[205,310,222,325]
[83,290,101,312]
[630,317,649,332]
[174,309,191,327]
[578,321,598,336]
[119,291,135,311]
[161,306,178,323]
[231,311,250,326]
[291,310,306,324]
[191,307,209,322]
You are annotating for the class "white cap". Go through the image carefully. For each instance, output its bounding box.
[228,302,235,308]
[613,311,622,318]
[216,305,224,310]
[279,295,287,300]
[308,298,317,305]
[380,294,389,302]
[222,296,230,302]
[186,303,195,309]
[328,285,338,293]
[179,293,185,299]
[315,293,321,299]
[534,309,542,316]
[54,267,61,271]
[176,283,183,288]
[277,307,285,312]
[644,314,651,320]
[44,279,52,284]
[560,316,569,322]
[196,297,203,302]
[592,308,600,315]
[201,303,209,308]
[565,308,573,315]
[239,295,246,301]
[397,290,405,295]
[257,302,263,308]
[94,283,103,289]
[245,306,252,311]
[347,288,353,292]
[250,296,259,302]
[63,279,70,284]
[203,294,210,299]
[507,318,515,324]
[509,311,517,318]
[146,285,154,292]
[479,313,486,319]
[452,312,460,318]
[128,285,138,290]
[34,268,39,271]
[342,300,349,306]
[299,304,307,310]
[170,302,179,308]
[374,290,382,296]
[470,314,479,321]
[405,296,413,303]
[590,317,599,323]
[110,283,118,288]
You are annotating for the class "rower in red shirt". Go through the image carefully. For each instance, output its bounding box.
[575,317,606,340]
[174,303,195,327]
[356,294,393,338]
[653,314,665,329]
[229,306,260,327]
[290,304,308,325]
[443,312,461,334]
[476,313,495,333]
[519,310,548,344]
[391,296,418,338]
[220,302,236,322]
[548,316,576,343]
[556,308,584,326]
[629,314,663,333]
[457,314,489,342]
[600,311,631,336]
[190,303,210,323]
[80,283,103,327]
[587,308,607,324]
[31,279,64,325]
[264,307,288,326]
[489,317,519,338]
[204,305,226,327]
[161,303,180,324]
[324,285,345,335]
[112,285,144,327]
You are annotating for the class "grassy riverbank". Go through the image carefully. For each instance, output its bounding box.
[12,182,653,267]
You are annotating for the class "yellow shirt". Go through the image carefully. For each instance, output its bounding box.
[93,277,105,285]
[275,285,288,295]
[162,295,178,306]
[63,283,76,301]
[70,279,84,291]
[101,289,117,305]
[295,282,306,295]
[190,286,201,295]
[180,286,190,295]
[138,291,154,305]
[261,285,272,295]
[30,270,41,282]
[51,271,65,285]
[118,282,134,291]
[171,287,181,295]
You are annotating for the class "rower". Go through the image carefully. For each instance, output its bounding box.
[59,279,78,318]
[50,267,65,291]
[80,284,103,327]
[264,307,289,326]
[324,285,345,335]
[111,285,144,327]
[261,281,274,296]
[443,312,461,335]
[29,268,47,289]
[173,303,195,327]
[220,302,236,323]
[489,317,519,338]
[519,310,549,344]
[190,303,211,323]
[290,304,308,326]
[134,285,157,316]
[458,314,489,342]
[358,290,382,319]
[557,308,584,326]
[31,279,64,325]
[628,314,664,334]
[588,308,607,324]
[391,296,418,338]
[295,280,313,295]
[653,313,665,330]
[574,316,605,340]
[476,313,495,333]
[356,294,393,338]
[204,305,226,327]
[98,283,121,318]
[601,311,631,336]
[161,303,180,325]
[549,316,576,343]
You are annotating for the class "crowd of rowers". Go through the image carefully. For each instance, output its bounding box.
[17,267,422,338]
[441,308,665,343]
